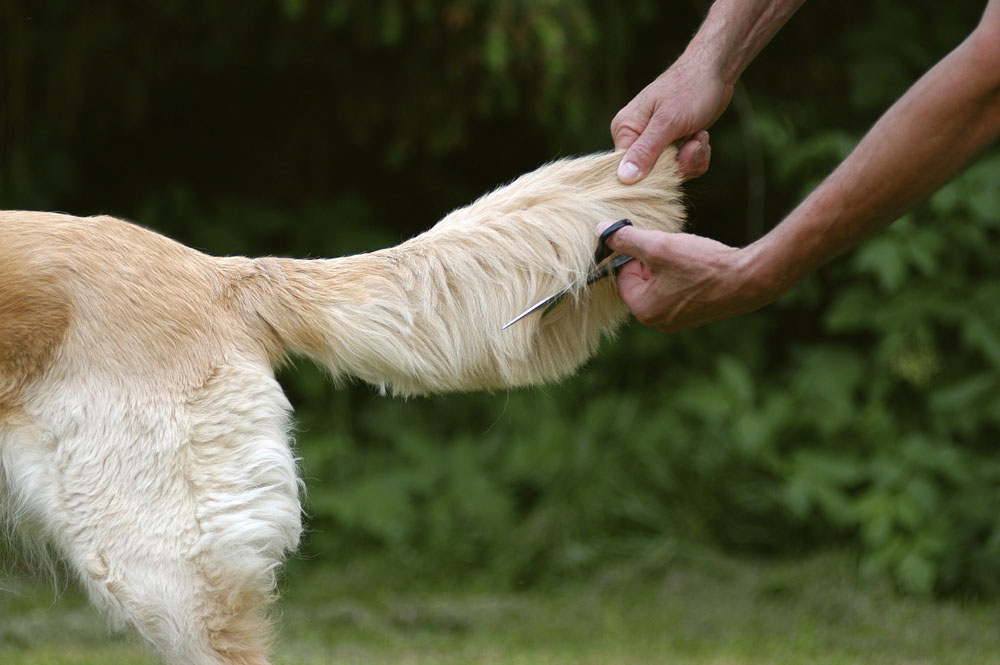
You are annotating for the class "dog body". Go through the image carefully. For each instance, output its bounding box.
[0,150,683,664]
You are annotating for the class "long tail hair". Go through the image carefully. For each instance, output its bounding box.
[248,149,685,395]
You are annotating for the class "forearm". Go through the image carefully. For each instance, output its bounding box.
[748,19,1000,297]
[684,0,806,86]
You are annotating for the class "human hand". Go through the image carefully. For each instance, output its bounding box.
[611,58,733,183]
[597,224,775,333]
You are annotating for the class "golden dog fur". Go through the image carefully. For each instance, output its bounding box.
[0,149,684,664]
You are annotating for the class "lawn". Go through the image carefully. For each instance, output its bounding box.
[2,551,998,664]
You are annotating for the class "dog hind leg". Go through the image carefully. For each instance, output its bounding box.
[180,359,303,664]
[13,360,299,664]
[6,430,247,664]
[67,478,286,665]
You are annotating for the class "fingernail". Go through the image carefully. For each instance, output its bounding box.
[618,160,641,182]
[595,221,612,236]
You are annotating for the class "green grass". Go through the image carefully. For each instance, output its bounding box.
[2,551,999,664]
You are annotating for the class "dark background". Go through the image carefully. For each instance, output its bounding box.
[3,0,999,596]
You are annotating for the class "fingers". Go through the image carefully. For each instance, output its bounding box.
[610,100,647,152]
[610,94,678,183]
[676,131,711,180]
[614,260,655,320]
[593,224,689,330]
[614,116,712,184]
[616,113,676,184]
[611,118,642,153]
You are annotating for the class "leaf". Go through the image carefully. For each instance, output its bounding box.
[824,288,880,332]
[281,0,306,20]
[484,21,508,71]
[852,234,908,292]
[930,373,998,413]
[962,316,1000,368]
[717,355,756,406]
[380,1,404,45]
[311,472,417,546]
[897,550,936,595]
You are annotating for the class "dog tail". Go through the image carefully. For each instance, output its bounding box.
[244,150,685,396]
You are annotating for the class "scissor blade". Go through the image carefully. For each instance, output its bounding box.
[501,219,636,331]
[501,289,568,329]
[501,254,633,330]
[586,253,633,285]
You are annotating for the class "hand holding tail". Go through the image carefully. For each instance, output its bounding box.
[597,223,770,333]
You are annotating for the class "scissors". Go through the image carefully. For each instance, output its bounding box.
[502,218,635,330]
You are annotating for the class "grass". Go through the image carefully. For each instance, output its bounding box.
[2,551,999,664]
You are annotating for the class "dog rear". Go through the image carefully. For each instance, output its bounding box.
[0,150,684,664]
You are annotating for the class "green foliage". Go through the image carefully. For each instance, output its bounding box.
[789,156,1000,595]
[3,0,1000,597]
[291,136,1000,597]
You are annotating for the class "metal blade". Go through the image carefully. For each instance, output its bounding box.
[501,254,634,330]
[501,218,636,330]
[501,288,570,330]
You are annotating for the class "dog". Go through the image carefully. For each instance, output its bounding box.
[0,149,684,664]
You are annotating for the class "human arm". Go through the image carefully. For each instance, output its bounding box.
[605,0,1000,332]
[611,0,805,183]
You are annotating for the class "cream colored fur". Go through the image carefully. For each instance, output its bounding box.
[0,149,684,664]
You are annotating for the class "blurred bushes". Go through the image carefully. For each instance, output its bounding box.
[290,155,1000,596]
[3,0,1000,596]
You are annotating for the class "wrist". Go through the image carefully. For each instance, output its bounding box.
[735,237,800,306]
[685,0,806,88]
[682,27,739,88]
[683,2,755,88]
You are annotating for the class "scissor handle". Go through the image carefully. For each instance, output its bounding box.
[594,219,633,265]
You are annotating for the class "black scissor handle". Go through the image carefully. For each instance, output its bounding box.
[594,218,633,265]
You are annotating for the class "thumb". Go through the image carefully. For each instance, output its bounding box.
[617,123,673,184]
[595,222,663,263]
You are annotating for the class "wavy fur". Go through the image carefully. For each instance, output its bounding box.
[0,149,684,664]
